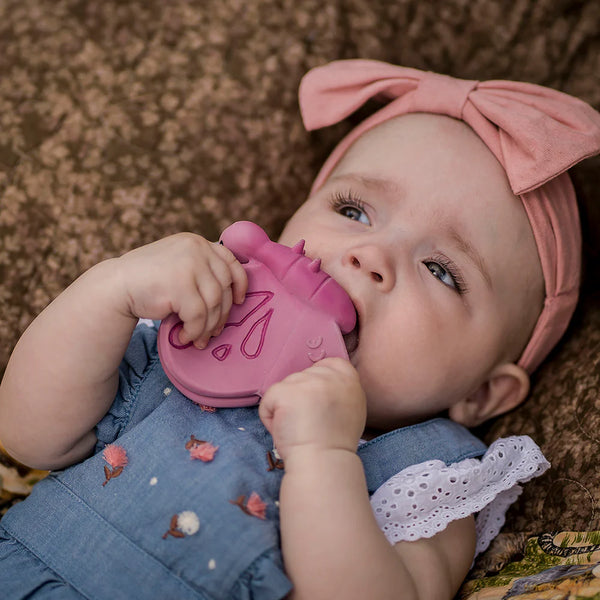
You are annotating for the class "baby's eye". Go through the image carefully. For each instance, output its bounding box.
[330,192,370,225]
[339,204,370,224]
[426,262,454,288]
[424,259,467,295]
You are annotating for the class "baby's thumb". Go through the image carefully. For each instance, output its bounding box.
[258,390,276,434]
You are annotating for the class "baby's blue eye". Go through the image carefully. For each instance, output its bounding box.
[424,259,467,295]
[426,262,455,289]
[330,192,370,225]
[339,205,369,224]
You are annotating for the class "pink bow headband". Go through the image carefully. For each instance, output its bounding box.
[299,59,600,373]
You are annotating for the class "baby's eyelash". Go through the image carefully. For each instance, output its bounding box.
[329,190,367,215]
[428,253,469,295]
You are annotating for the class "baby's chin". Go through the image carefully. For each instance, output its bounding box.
[363,406,428,437]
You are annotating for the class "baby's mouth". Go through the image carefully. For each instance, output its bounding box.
[343,310,360,356]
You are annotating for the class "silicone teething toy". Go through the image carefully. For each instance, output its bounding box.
[157,221,356,408]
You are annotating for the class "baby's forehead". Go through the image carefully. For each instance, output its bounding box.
[341,113,496,168]
[331,114,519,215]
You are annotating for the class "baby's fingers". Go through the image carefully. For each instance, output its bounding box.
[179,280,230,348]
[175,243,247,348]
[309,357,359,379]
[210,242,248,305]
[175,293,211,347]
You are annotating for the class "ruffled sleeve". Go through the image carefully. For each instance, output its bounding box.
[94,320,162,452]
[369,435,550,556]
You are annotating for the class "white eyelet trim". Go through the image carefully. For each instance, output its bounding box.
[370,435,549,555]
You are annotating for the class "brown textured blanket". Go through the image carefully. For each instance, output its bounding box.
[1,1,599,597]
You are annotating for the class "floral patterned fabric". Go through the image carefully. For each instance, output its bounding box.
[460,531,600,599]
[0,1,599,597]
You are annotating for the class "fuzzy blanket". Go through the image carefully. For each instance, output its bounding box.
[1,1,600,597]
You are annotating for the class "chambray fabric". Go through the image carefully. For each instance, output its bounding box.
[0,323,485,599]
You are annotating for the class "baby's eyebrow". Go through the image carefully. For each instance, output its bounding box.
[329,173,404,197]
[448,225,492,289]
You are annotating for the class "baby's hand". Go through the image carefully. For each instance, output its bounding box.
[259,358,367,460]
[115,233,247,348]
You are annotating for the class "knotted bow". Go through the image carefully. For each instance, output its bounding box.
[299,59,600,195]
[297,59,600,373]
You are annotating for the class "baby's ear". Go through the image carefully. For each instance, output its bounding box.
[448,363,530,428]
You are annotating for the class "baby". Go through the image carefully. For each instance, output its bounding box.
[1,59,599,600]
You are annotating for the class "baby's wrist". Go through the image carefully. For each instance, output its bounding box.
[282,444,360,474]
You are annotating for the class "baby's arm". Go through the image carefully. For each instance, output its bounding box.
[259,359,475,600]
[0,233,247,470]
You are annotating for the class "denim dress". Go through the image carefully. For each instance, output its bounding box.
[0,323,486,600]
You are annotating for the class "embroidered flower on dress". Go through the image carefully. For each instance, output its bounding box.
[163,511,200,539]
[177,511,200,535]
[103,444,128,467]
[185,434,204,449]
[185,435,218,462]
[102,444,128,486]
[246,492,267,519]
[266,448,284,471]
[189,442,219,462]
[230,492,267,520]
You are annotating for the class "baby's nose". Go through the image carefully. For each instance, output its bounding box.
[350,256,383,282]
[346,247,395,290]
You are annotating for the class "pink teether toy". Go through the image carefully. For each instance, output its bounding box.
[157,221,356,407]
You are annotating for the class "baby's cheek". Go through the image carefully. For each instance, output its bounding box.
[359,354,447,428]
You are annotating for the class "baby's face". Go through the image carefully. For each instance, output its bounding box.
[279,113,544,431]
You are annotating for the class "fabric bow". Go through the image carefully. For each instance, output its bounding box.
[299,59,600,195]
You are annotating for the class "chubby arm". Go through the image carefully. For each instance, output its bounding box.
[259,359,475,600]
[0,233,247,470]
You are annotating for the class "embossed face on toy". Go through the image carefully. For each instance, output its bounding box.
[279,114,544,432]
